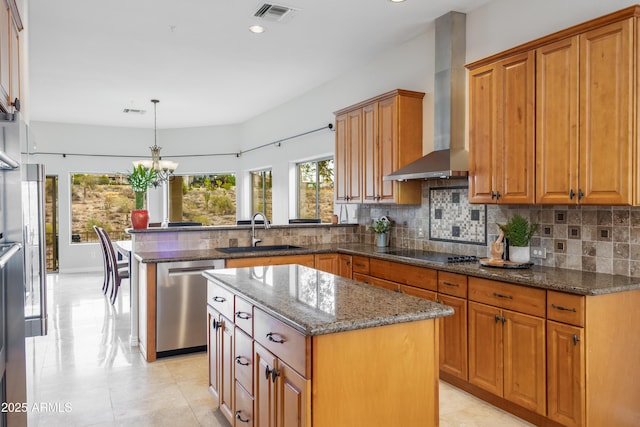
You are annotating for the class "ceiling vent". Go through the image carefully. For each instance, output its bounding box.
[254,3,298,22]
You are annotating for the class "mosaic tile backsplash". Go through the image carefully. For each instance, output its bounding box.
[429,186,486,245]
[357,179,640,277]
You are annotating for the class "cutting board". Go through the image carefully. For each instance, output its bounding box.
[479,258,533,269]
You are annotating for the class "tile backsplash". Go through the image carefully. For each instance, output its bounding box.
[357,179,640,277]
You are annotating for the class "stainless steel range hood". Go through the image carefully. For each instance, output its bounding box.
[385,11,468,181]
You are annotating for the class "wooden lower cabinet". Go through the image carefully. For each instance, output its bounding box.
[207,306,235,425]
[438,294,467,381]
[546,320,584,427]
[468,301,546,415]
[225,254,315,268]
[235,381,254,426]
[313,253,353,279]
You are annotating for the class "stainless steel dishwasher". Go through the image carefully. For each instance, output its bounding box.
[156,259,225,355]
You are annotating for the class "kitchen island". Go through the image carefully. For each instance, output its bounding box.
[204,264,454,427]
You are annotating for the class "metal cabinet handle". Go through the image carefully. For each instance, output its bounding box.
[271,368,280,383]
[494,314,506,324]
[443,281,459,287]
[493,292,513,299]
[578,189,584,200]
[266,332,285,344]
[569,189,575,199]
[265,365,273,380]
[573,334,580,346]
[551,304,576,313]
[235,411,250,423]
[496,191,501,200]
[235,356,249,366]
[236,311,251,320]
[211,319,221,330]
[213,296,226,303]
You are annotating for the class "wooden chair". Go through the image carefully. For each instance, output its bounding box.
[94,226,129,303]
[93,225,112,295]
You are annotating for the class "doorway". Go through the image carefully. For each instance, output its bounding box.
[45,175,58,272]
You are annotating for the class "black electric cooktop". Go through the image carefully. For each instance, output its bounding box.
[383,249,478,264]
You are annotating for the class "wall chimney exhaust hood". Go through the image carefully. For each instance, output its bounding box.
[385,11,468,181]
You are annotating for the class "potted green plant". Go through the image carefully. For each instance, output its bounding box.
[127,164,158,229]
[368,217,392,247]
[497,214,537,263]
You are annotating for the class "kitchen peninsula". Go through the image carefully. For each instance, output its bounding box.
[204,264,454,427]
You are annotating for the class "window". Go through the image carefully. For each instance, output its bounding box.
[297,158,334,223]
[70,173,132,243]
[168,174,236,225]
[251,169,272,220]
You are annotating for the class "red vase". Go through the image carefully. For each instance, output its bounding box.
[131,209,149,229]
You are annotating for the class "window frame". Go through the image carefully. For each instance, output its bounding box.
[295,156,334,221]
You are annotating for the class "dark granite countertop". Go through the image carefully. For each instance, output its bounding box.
[204,264,454,336]
[134,242,640,296]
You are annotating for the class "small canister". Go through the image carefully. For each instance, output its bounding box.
[331,214,338,224]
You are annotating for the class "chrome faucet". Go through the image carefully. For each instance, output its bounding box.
[251,212,270,247]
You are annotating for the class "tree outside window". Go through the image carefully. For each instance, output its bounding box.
[297,158,334,223]
[251,169,272,220]
[167,174,236,225]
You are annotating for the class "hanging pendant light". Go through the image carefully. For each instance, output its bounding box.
[133,99,178,186]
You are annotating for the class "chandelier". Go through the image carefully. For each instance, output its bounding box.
[133,99,178,186]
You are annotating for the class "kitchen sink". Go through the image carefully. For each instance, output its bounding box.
[216,245,305,254]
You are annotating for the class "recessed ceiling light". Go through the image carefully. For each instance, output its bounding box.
[249,25,265,34]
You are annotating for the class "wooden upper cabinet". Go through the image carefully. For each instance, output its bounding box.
[537,19,634,205]
[468,51,535,204]
[579,18,633,205]
[0,0,20,113]
[335,89,424,205]
[536,36,580,204]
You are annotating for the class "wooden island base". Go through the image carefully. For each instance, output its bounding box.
[312,319,439,427]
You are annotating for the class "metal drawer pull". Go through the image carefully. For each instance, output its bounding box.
[236,311,251,320]
[235,356,249,366]
[266,332,285,343]
[551,304,576,313]
[265,366,273,380]
[493,292,513,299]
[355,263,366,267]
[213,296,226,303]
[211,319,221,330]
[443,281,459,287]
[271,368,280,383]
[235,411,250,423]
[494,314,506,324]
[573,334,580,346]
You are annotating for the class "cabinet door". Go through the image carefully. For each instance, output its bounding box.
[313,253,339,275]
[503,310,546,415]
[346,109,363,203]
[547,321,585,427]
[337,254,352,279]
[220,317,235,425]
[334,113,349,203]
[277,360,309,427]
[469,63,498,204]
[468,302,502,395]
[438,294,468,381]
[579,18,633,205]
[377,96,398,203]
[8,11,17,108]
[208,306,221,399]
[497,51,535,204]
[536,36,579,204]
[255,343,277,427]
[0,2,8,110]
[362,102,378,203]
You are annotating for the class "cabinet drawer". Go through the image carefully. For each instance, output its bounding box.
[547,291,585,327]
[400,285,437,302]
[235,329,254,394]
[370,259,437,291]
[207,280,235,320]
[352,256,370,274]
[438,271,468,298]
[235,381,254,427]
[235,296,254,336]
[254,308,309,377]
[353,273,400,292]
[468,277,546,317]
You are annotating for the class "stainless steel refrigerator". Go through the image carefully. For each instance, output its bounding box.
[0,112,48,426]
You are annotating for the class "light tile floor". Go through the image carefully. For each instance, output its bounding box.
[26,272,533,426]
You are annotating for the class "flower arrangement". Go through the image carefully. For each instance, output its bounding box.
[128,164,158,209]
[368,217,392,234]
[497,214,537,247]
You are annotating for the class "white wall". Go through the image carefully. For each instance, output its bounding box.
[30,0,638,272]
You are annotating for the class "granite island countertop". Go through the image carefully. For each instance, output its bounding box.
[133,242,640,297]
[204,264,454,336]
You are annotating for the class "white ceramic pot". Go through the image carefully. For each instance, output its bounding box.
[376,233,387,247]
[509,246,530,263]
